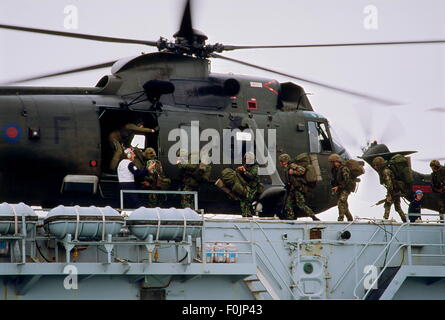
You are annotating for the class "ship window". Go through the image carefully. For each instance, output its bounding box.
[308,121,333,153]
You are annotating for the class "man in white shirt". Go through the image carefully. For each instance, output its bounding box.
[118,148,154,208]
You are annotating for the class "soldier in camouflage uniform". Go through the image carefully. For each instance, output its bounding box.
[329,153,354,221]
[177,150,211,209]
[141,148,166,207]
[372,156,407,222]
[279,153,319,221]
[236,152,260,217]
[108,120,156,171]
[430,160,445,222]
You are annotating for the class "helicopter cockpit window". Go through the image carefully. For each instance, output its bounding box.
[308,121,333,153]
[329,124,351,159]
[131,134,146,149]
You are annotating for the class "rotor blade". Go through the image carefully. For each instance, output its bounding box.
[1,60,117,84]
[175,0,193,40]
[222,40,445,51]
[211,53,401,105]
[0,24,158,46]
[426,107,445,113]
[173,0,207,42]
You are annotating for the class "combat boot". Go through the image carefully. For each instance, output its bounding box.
[396,210,407,223]
[383,208,390,220]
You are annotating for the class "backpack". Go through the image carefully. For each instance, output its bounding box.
[294,153,318,184]
[220,168,247,198]
[345,159,365,179]
[388,154,413,185]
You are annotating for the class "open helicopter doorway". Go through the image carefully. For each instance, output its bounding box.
[98,109,159,174]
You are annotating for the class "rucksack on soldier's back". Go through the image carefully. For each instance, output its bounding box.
[388,154,413,185]
[294,153,318,184]
[220,168,247,198]
[345,159,365,178]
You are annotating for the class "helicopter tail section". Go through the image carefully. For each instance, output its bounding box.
[361,142,417,165]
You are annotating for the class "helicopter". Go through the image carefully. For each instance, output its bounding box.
[0,0,443,217]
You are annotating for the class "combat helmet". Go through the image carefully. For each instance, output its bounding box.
[278,154,291,163]
[430,160,441,168]
[372,156,386,168]
[144,147,157,160]
[328,153,341,162]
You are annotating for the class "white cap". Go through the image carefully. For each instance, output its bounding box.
[124,148,134,159]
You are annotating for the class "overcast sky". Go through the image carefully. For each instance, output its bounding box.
[0,0,444,221]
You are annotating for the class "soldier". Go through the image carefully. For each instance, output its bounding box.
[177,150,210,209]
[141,148,166,207]
[108,120,156,171]
[430,160,445,222]
[372,156,407,222]
[279,153,319,221]
[328,153,354,222]
[236,152,261,217]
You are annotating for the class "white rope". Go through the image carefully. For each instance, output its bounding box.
[182,210,187,242]
[9,204,18,235]
[155,208,161,242]
[99,207,106,241]
[74,206,80,241]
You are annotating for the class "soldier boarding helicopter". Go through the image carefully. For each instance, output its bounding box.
[0,0,444,218]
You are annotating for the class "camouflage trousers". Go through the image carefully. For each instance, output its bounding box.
[109,139,123,171]
[384,195,407,222]
[337,189,353,221]
[181,185,197,209]
[240,187,257,217]
[147,193,162,208]
[285,190,316,220]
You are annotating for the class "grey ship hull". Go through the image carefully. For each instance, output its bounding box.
[0,209,444,300]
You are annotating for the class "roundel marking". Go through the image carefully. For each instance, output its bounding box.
[2,123,22,143]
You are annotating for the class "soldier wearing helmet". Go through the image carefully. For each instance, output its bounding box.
[278,154,291,167]
[329,153,354,221]
[372,156,407,222]
[279,153,319,221]
[177,150,211,209]
[430,160,445,222]
[140,148,168,207]
[235,152,262,217]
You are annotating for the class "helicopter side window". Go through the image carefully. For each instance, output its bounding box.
[308,121,333,153]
